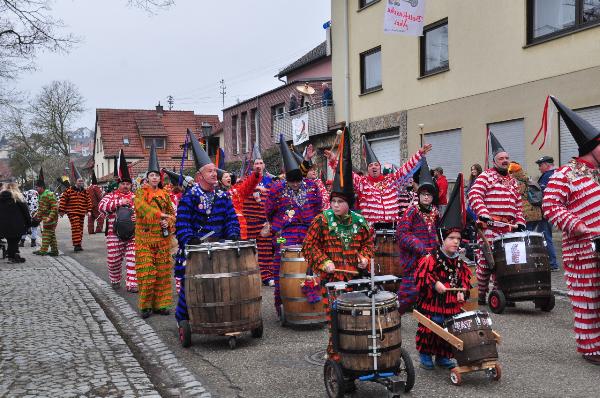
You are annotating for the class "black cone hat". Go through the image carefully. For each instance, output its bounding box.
[187,128,212,170]
[438,173,466,240]
[162,168,181,186]
[292,147,304,165]
[91,170,98,185]
[331,128,354,208]
[113,155,118,177]
[489,132,506,157]
[362,135,379,166]
[118,149,132,183]
[70,161,82,181]
[551,96,600,156]
[416,157,436,195]
[279,134,301,181]
[36,166,45,188]
[147,143,160,175]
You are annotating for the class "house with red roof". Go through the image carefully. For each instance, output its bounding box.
[93,104,220,182]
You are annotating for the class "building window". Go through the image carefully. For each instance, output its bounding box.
[201,122,212,137]
[271,103,285,121]
[250,108,257,151]
[232,115,238,154]
[527,0,600,43]
[360,46,382,94]
[241,112,248,153]
[420,19,449,77]
[123,137,129,146]
[144,137,165,149]
[358,0,378,9]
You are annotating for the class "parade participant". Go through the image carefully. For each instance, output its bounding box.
[33,168,59,257]
[162,169,184,209]
[303,128,373,361]
[415,173,472,370]
[134,144,176,318]
[433,167,448,213]
[221,168,261,240]
[243,143,275,285]
[396,159,440,314]
[87,171,105,235]
[535,155,559,271]
[59,164,92,252]
[542,96,600,365]
[99,150,138,292]
[174,130,240,324]
[0,182,31,263]
[325,134,431,227]
[21,188,39,247]
[468,132,525,304]
[265,135,322,316]
[293,145,330,210]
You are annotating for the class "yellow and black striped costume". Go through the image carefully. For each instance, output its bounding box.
[59,186,92,248]
[35,190,59,255]
[134,185,175,311]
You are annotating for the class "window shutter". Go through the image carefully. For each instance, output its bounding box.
[423,129,462,182]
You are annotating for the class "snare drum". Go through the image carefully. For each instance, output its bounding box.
[444,310,498,366]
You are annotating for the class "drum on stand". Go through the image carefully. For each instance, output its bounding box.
[444,310,498,366]
[374,229,401,291]
[280,245,326,326]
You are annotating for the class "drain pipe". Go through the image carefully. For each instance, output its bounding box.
[343,0,350,125]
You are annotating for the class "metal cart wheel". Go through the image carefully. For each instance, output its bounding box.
[493,363,502,381]
[450,368,462,386]
[488,290,506,314]
[178,320,192,348]
[228,336,237,350]
[324,359,345,398]
[397,348,416,392]
[251,321,264,338]
[540,294,555,312]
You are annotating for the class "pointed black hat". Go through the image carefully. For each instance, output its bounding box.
[416,157,436,195]
[292,147,304,165]
[36,166,45,188]
[162,168,181,186]
[70,161,82,181]
[361,135,379,166]
[91,170,98,185]
[251,142,262,161]
[438,173,466,240]
[118,149,132,182]
[113,155,118,177]
[187,128,212,170]
[330,128,354,207]
[551,96,600,156]
[147,143,160,175]
[489,131,506,157]
[279,134,302,181]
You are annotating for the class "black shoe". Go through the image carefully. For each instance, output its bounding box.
[141,309,152,319]
[153,308,170,316]
[111,281,121,290]
[8,255,25,263]
[18,239,25,248]
[47,251,59,257]
[74,246,83,252]
[30,239,36,247]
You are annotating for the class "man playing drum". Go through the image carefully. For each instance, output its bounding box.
[302,128,373,362]
[542,97,600,365]
[174,130,240,325]
[468,133,526,305]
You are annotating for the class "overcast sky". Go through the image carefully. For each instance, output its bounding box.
[14,0,331,129]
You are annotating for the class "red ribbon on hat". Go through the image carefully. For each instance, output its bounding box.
[531,95,550,150]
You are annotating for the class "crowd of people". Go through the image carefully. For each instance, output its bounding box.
[0,96,598,371]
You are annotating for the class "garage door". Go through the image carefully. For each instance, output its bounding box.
[368,131,401,167]
[423,129,462,182]
[559,105,600,164]
[487,119,525,166]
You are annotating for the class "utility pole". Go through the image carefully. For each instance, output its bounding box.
[219,79,226,108]
[167,95,174,110]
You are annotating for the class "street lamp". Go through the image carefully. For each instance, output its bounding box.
[12,152,34,190]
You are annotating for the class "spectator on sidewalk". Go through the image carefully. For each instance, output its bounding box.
[433,167,448,214]
[536,155,559,271]
[509,162,543,230]
[467,164,483,193]
[0,182,31,263]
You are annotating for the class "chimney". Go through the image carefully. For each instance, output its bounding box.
[156,102,163,115]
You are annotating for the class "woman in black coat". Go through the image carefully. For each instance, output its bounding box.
[0,183,32,263]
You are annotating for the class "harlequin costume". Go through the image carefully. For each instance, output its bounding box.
[542,97,600,364]
[292,147,330,210]
[396,159,440,314]
[59,164,92,251]
[265,135,322,314]
[302,128,373,360]
[99,150,137,291]
[467,132,525,303]
[415,173,472,369]
[87,171,105,234]
[33,167,59,256]
[134,144,176,316]
[174,130,240,324]
[228,171,260,240]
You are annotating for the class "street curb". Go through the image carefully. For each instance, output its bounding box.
[53,255,211,398]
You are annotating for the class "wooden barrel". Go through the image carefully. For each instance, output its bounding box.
[280,246,327,326]
[445,310,498,366]
[462,263,479,311]
[335,291,401,373]
[374,229,401,291]
[185,240,262,335]
[492,232,551,300]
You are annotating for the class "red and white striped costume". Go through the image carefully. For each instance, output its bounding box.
[542,159,600,356]
[311,177,330,210]
[99,190,137,289]
[468,168,525,298]
[330,151,422,224]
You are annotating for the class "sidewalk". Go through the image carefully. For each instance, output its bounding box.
[0,245,209,398]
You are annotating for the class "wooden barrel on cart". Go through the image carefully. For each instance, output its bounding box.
[335,291,401,373]
[280,246,327,326]
[185,240,262,335]
[444,310,498,366]
[374,229,401,291]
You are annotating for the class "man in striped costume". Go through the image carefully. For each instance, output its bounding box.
[59,165,92,252]
[99,150,137,292]
[174,130,240,324]
[33,168,59,256]
[468,132,525,304]
[87,171,105,234]
[266,135,322,316]
[242,144,275,285]
[542,97,600,365]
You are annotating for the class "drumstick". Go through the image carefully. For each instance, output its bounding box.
[445,288,466,292]
[329,130,343,152]
[333,269,359,275]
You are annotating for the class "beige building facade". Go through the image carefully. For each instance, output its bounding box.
[331,0,600,179]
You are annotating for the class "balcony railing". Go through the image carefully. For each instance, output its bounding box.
[273,102,335,143]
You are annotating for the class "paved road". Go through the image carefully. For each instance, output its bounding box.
[53,218,597,398]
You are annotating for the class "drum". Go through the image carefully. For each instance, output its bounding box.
[492,232,551,300]
[374,229,401,291]
[280,246,327,326]
[185,240,262,335]
[444,311,498,366]
[334,291,402,373]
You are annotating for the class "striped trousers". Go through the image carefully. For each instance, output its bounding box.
[106,234,137,288]
[67,214,85,247]
[247,217,274,283]
[88,212,105,234]
[40,223,58,254]
[475,227,508,299]
[136,239,173,311]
